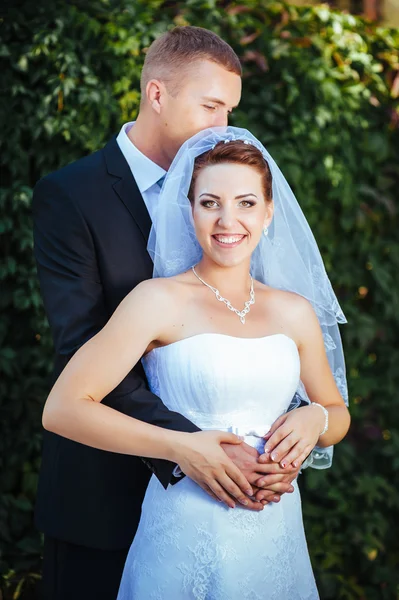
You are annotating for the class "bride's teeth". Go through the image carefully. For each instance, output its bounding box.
[215,236,242,244]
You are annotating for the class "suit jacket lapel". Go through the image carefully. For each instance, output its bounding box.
[103,136,152,243]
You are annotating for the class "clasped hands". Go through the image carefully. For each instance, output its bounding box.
[221,441,299,510]
[175,405,324,510]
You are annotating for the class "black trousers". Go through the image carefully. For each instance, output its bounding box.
[41,537,130,600]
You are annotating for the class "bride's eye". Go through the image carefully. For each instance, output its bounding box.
[204,105,217,111]
[239,200,255,208]
[200,200,218,208]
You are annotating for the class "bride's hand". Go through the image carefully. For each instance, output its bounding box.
[171,431,255,509]
[260,406,325,468]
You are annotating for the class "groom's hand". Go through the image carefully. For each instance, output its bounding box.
[253,454,301,505]
[221,442,296,509]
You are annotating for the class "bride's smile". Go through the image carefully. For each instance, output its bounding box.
[212,233,246,247]
[189,161,274,268]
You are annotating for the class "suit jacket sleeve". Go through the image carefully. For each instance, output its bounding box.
[32,175,200,489]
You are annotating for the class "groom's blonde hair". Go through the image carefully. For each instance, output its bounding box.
[141,26,242,97]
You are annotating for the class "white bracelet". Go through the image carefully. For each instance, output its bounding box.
[311,402,329,436]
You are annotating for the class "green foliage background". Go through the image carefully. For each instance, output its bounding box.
[1,1,398,598]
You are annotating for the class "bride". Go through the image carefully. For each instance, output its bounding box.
[42,127,350,599]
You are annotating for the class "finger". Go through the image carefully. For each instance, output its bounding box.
[268,432,299,465]
[255,489,281,502]
[258,482,295,494]
[256,483,293,496]
[207,481,236,509]
[271,495,281,503]
[218,432,244,445]
[254,473,286,488]
[258,451,272,464]
[207,477,263,511]
[225,464,254,497]
[257,493,281,504]
[237,497,264,511]
[254,461,297,475]
[256,471,296,488]
[203,481,263,511]
[263,414,287,439]
[263,427,292,457]
[279,442,309,468]
[292,446,314,469]
[202,484,223,503]
[250,484,261,495]
[216,472,254,507]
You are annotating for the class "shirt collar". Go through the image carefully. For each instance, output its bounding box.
[116,122,166,194]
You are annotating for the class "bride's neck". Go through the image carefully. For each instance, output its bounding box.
[194,257,252,295]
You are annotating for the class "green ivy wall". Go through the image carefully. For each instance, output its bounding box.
[1,1,398,598]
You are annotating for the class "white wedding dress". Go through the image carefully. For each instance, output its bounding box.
[117,333,319,600]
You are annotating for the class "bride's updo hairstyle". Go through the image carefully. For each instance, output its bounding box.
[188,140,273,204]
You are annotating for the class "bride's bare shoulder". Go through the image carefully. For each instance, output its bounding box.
[125,274,191,312]
[256,282,313,318]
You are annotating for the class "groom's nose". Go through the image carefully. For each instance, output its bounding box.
[214,111,229,128]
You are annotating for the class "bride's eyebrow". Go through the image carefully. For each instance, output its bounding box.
[199,193,258,199]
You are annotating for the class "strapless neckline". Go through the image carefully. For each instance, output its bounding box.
[147,332,297,357]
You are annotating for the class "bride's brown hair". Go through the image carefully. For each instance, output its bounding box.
[188,140,273,203]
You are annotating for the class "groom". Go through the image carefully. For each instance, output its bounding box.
[33,26,300,600]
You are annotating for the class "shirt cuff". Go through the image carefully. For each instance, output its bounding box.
[172,465,183,478]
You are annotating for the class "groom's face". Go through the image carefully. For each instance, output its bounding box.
[160,61,241,162]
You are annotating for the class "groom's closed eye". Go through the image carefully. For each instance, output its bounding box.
[203,106,234,118]
[201,96,237,114]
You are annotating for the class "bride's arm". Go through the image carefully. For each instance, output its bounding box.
[43,279,254,507]
[262,295,350,468]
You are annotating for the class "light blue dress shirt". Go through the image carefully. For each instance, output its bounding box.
[116,122,166,223]
[117,122,183,476]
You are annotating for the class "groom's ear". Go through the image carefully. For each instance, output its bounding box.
[145,79,164,114]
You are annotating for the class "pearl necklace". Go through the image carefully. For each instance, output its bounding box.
[191,266,255,325]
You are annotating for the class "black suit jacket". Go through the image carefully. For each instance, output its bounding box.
[32,137,200,550]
